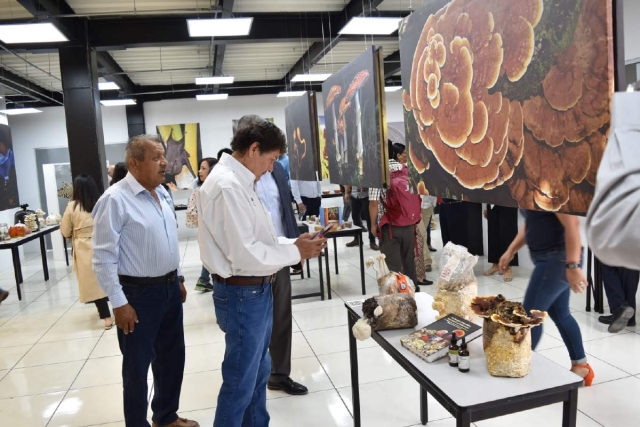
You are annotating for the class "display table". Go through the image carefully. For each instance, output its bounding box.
[298,222,367,300]
[0,225,63,301]
[345,293,582,427]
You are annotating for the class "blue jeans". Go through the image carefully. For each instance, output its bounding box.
[199,266,211,284]
[118,279,185,427]
[213,281,273,427]
[525,250,586,364]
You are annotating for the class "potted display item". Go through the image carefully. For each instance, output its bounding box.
[432,242,479,322]
[14,204,37,227]
[470,295,547,378]
[352,255,418,341]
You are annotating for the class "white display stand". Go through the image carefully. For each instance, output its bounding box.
[42,164,67,262]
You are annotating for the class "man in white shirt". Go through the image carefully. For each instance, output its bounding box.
[198,120,326,427]
[291,179,322,220]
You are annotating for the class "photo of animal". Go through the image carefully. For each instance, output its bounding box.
[156,123,202,189]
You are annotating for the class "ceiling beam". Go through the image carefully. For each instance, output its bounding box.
[282,0,388,85]
[0,67,64,106]
[16,0,83,42]
[96,52,137,94]
[212,0,234,93]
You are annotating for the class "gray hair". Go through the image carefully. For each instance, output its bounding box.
[237,114,265,131]
[125,134,163,164]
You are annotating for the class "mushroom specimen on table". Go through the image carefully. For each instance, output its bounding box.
[344,70,371,176]
[325,85,342,165]
[470,294,547,378]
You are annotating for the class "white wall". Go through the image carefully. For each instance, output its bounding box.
[624,0,640,63]
[3,105,128,259]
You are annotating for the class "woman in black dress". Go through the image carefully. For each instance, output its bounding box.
[484,205,519,282]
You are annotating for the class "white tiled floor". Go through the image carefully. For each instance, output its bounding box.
[0,229,639,427]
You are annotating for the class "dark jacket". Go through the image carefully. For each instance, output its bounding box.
[272,161,300,239]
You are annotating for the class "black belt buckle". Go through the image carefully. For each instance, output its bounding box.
[165,270,177,283]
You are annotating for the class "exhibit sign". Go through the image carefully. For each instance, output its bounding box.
[156,123,202,190]
[285,92,321,181]
[322,45,389,188]
[0,124,19,211]
[400,0,614,214]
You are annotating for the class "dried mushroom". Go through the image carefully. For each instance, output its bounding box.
[404,0,612,213]
[471,294,546,328]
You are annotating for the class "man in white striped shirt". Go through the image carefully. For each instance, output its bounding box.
[92,135,197,427]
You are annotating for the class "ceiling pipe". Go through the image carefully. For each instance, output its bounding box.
[0,75,63,105]
[0,42,62,83]
[39,8,223,19]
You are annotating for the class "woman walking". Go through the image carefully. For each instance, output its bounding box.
[188,157,218,292]
[61,174,113,329]
[499,210,594,386]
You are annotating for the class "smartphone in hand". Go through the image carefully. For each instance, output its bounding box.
[313,223,336,240]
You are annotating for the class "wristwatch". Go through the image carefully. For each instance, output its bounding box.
[178,275,185,283]
[566,263,581,270]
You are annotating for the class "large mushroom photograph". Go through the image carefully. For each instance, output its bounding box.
[322,46,388,188]
[399,0,614,214]
[284,92,321,181]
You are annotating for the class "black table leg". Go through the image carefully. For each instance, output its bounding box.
[348,312,361,427]
[306,258,311,277]
[11,247,22,300]
[318,255,325,301]
[562,389,578,427]
[420,386,429,425]
[324,246,332,300]
[456,412,471,427]
[63,237,69,267]
[40,235,49,281]
[358,232,366,295]
[333,236,339,275]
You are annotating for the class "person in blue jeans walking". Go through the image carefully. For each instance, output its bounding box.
[197,120,326,427]
[499,209,595,386]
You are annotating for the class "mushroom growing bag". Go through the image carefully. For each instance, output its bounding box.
[432,242,479,322]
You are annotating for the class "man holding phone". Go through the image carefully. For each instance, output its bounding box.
[198,119,326,427]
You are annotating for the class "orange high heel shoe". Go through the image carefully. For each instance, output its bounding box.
[572,363,595,387]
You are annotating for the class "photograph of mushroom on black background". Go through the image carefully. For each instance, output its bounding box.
[400,0,614,215]
[285,92,321,181]
[322,46,389,188]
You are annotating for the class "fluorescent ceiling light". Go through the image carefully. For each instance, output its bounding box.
[195,76,235,85]
[0,23,68,44]
[196,94,229,101]
[291,74,331,83]
[187,18,253,37]
[277,91,307,98]
[384,86,402,92]
[101,99,136,106]
[99,82,120,91]
[0,108,42,115]
[339,17,402,35]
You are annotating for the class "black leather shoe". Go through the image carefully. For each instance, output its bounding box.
[428,246,437,252]
[346,239,359,247]
[599,313,636,327]
[267,377,308,396]
[608,305,635,333]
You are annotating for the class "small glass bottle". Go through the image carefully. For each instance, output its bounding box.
[448,334,459,367]
[458,337,470,373]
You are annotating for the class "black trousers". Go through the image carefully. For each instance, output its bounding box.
[92,297,111,319]
[270,268,293,380]
[380,224,417,283]
[440,201,483,256]
[301,196,322,220]
[487,205,519,265]
[602,265,640,317]
[350,196,375,243]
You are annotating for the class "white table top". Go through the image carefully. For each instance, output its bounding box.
[348,293,582,409]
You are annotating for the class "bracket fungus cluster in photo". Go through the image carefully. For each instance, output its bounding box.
[402,0,612,213]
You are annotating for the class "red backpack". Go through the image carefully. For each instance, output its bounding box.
[378,165,422,234]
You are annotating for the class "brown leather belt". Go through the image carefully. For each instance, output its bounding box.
[212,274,276,286]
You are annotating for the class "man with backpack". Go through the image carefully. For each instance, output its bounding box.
[369,141,426,289]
